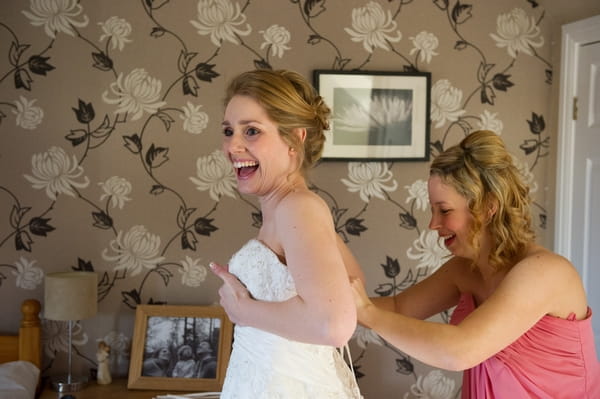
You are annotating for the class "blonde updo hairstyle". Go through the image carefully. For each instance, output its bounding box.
[430,130,535,272]
[224,69,330,175]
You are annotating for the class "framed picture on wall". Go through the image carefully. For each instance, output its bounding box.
[128,304,233,392]
[313,70,431,161]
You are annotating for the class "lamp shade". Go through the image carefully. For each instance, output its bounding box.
[44,272,97,321]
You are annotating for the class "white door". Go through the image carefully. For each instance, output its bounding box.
[555,15,600,357]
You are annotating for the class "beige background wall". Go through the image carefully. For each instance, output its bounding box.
[1,1,598,397]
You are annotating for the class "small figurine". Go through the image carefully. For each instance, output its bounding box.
[96,341,112,385]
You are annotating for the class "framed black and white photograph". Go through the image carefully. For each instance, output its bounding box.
[128,304,233,392]
[313,70,431,161]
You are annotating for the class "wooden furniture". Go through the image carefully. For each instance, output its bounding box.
[40,378,193,398]
[0,298,42,368]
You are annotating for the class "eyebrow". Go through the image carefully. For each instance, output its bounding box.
[221,119,261,127]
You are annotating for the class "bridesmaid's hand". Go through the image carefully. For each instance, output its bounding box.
[210,262,251,325]
[349,276,375,327]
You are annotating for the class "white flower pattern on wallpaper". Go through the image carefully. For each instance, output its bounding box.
[42,319,88,359]
[190,0,252,46]
[512,156,538,194]
[430,79,466,129]
[190,149,237,201]
[102,68,166,121]
[180,102,209,135]
[99,16,132,51]
[490,8,544,58]
[12,257,44,290]
[98,176,132,209]
[341,162,398,202]
[477,109,504,134]
[353,325,385,349]
[333,94,412,133]
[102,225,165,276]
[409,31,439,64]
[345,1,402,53]
[406,230,450,272]
[22,0,89,39]
[13,96,44,130]
[260,25,291,58]
[405,370,456,399]
[179,256,208,287]
[405,179,429,212]
[23,146,90,200]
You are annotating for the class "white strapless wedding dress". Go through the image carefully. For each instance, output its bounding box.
[220,239,362,399]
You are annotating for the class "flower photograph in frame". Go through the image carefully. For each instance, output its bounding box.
[128,304,233,392]
[313,70,431,161]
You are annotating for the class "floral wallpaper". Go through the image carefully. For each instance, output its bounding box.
[0,0,566,397]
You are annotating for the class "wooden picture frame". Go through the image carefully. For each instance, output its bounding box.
[313,70,431,161]
[128,304,233,392]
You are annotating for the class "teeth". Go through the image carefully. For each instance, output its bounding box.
[233,160,258,168]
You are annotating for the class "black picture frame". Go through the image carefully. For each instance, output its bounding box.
[313,70,431,161]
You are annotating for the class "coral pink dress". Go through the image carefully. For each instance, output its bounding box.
[450,293,600,399]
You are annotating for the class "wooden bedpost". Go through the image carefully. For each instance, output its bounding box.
[19,298,41,369]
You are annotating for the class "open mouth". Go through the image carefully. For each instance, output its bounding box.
[233,160,259,178]
[442,234,456,247]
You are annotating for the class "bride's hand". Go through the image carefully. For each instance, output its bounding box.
[210,262,251,325]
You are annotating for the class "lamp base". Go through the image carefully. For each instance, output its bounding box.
[51,374,89,392]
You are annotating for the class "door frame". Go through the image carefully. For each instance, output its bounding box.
[555,15,600,272]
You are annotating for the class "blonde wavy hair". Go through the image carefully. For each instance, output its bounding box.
[430,130,535,271]
[224,69,330,175]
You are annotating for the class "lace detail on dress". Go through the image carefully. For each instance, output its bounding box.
[221,239,362,399]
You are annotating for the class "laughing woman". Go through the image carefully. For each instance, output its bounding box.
[352,130,600,398]
[210,69,363,398]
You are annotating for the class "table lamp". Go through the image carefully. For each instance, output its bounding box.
[44,271,97,392]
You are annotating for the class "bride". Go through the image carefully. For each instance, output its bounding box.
[210,69,364,398]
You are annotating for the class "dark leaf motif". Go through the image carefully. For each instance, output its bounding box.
[492,73,514,92]
[123,134,142,154]
[333,56,351,70]
[177,50,198,74]
[145,144,169,168]
[519,139,539,155]
[380,256,400,279]
[9,42,30,65]
[538,213,546,229]
[454,40,468,50]
[456,119,473,134]
[10,205,31,228]
[91,52,113,71]
[150,184,165,195]
[150,27,166,38]
[155,267,173,286]
[480,84,495,105]
[28,217,55,236]
[91,115,113,138]
[477,62,495,83]
[195,63,220,82]
[193,217,218,236]
[545,69,552,85]
[183,75,199,96]
[398,212,416,230]
[181,230,198,250]
[395,356,414,375]
[0,273,6,287]
[527,0,539,8]
[73,258,94,272]
[353,365,365,380]
[253,59,272,70]
[303,0,326,18]
[527,112,545,134]
[374,283,395,297]
[66,129,88,146]
[72,99,95,123]
[146,0,169,9]
[156,111,175,131]
[451,2,473,24]
[28,55,55,76]
[97,272,111,301]
[307,34,322,45]
[430,140,444,157]
[252,211,263,228]
[122,289,141,309]
[14,68,32,90]
[92,211,113,229]
[177,206,196,228]
[433,0,449,10]
[345,218,367,236]
[15,231,33,252]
